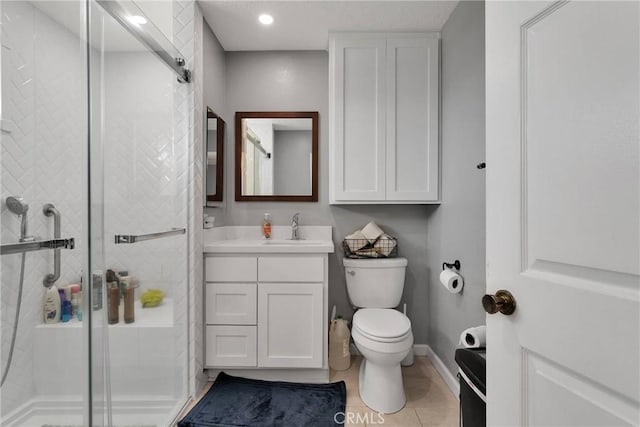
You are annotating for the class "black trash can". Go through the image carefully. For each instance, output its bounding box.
[455,348,486,427]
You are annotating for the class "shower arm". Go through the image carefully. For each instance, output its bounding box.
[43,203,61,288]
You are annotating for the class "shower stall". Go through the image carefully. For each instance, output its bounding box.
[1,1,192,425]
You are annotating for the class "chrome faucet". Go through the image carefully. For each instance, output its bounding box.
[291,213,301,240]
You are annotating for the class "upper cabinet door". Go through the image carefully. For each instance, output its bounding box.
[330,35,387,202]
[329,33,440,204]
[386,37,439,201]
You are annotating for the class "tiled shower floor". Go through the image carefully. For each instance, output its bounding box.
[180,356,459,426]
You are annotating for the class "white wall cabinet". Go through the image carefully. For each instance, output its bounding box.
[329,33,440,204]
[204,255,327,371]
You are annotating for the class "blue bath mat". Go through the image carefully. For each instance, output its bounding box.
[178,372,346,427]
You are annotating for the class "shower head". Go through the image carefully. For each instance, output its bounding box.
[6,196,30,241]
[6,196,29,216]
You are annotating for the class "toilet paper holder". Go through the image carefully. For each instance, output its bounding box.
[442,260,461,271]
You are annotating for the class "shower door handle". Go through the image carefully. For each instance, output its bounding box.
[114,228,186,244]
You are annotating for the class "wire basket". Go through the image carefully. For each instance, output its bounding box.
[342,235,398,259]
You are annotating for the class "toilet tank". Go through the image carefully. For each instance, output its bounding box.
[343,257,408,308]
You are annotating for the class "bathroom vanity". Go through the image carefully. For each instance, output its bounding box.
[203,226,334,382]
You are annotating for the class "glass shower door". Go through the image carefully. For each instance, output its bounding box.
[88,1,190,424]
[1,1,93,425]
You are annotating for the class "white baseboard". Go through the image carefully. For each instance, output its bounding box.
[413,344,429,356]
[424,345,460,398]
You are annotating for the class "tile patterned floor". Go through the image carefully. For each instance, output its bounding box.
[178,356,459,426]
[332,356,459,426]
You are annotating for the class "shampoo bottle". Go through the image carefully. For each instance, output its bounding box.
[262,213,272,239]
[106,269,119,324]
[43,285,61,324]
[59,288,71,322]
[124,286,135,324]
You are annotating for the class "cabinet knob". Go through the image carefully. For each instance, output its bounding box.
[347,270,355,276]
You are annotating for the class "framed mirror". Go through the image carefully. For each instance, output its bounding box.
[205,107,225,203]
[235,111,318,202]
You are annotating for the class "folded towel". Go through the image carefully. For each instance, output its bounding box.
[361,221,384,243]
[374,234,396,256]
[345,230,368,252]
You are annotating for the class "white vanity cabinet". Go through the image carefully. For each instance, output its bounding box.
[329,33,440,204]
[204,253,327,373]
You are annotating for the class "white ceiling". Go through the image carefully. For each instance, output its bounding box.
[198,1,459,51]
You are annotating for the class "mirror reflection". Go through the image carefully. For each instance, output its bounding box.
[235,112,318,202]
[205,108,225,203]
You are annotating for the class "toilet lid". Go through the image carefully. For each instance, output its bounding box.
[353,309,411,339]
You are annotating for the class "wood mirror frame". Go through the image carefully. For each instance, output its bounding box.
[235,111,319,202]
[206,108,225,203]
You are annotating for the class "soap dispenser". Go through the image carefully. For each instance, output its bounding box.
[262,213,272,239]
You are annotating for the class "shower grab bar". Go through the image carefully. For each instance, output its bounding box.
[0,238,75,256]
[43,203,61,287]
[114,228,186,244]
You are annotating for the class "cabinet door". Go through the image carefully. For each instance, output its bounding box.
[386,36,439,201]
[257,283,323,368]
[205,283,257,325]
[258,257,324,282]
[330,35,386,202]
[205,256,257,282]
[205,325,257,367]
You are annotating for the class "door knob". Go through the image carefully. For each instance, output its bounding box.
[482,290,516,315]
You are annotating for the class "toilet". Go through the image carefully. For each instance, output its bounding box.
[344,257,413,414]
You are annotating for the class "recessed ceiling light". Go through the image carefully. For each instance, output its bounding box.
[127,15,147,26]
[258,14,274,26]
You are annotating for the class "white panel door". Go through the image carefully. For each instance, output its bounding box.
[257,283,323,368]
[330,35,386,202]
[486,2,639,426]
[386,36,439,201]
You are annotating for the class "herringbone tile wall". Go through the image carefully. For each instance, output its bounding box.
[1,1,88,417]
[1,0,196,420]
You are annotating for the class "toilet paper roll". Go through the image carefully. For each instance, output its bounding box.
[440,268,464,293]
[460,325,486,348]
[361,221,384,243]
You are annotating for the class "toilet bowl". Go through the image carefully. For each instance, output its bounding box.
[343,257,413,413]
[352,308,413,413]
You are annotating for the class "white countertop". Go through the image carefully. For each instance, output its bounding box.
[203,226,334,254]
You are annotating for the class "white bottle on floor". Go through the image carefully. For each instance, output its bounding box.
[329,317,351,370]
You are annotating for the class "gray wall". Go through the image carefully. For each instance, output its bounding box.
[273,130,312,194]
[209,51,433,344]
[203,19,226,116]
[426,1,486,375]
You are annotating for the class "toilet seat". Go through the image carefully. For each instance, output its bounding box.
[353,309,411,343]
